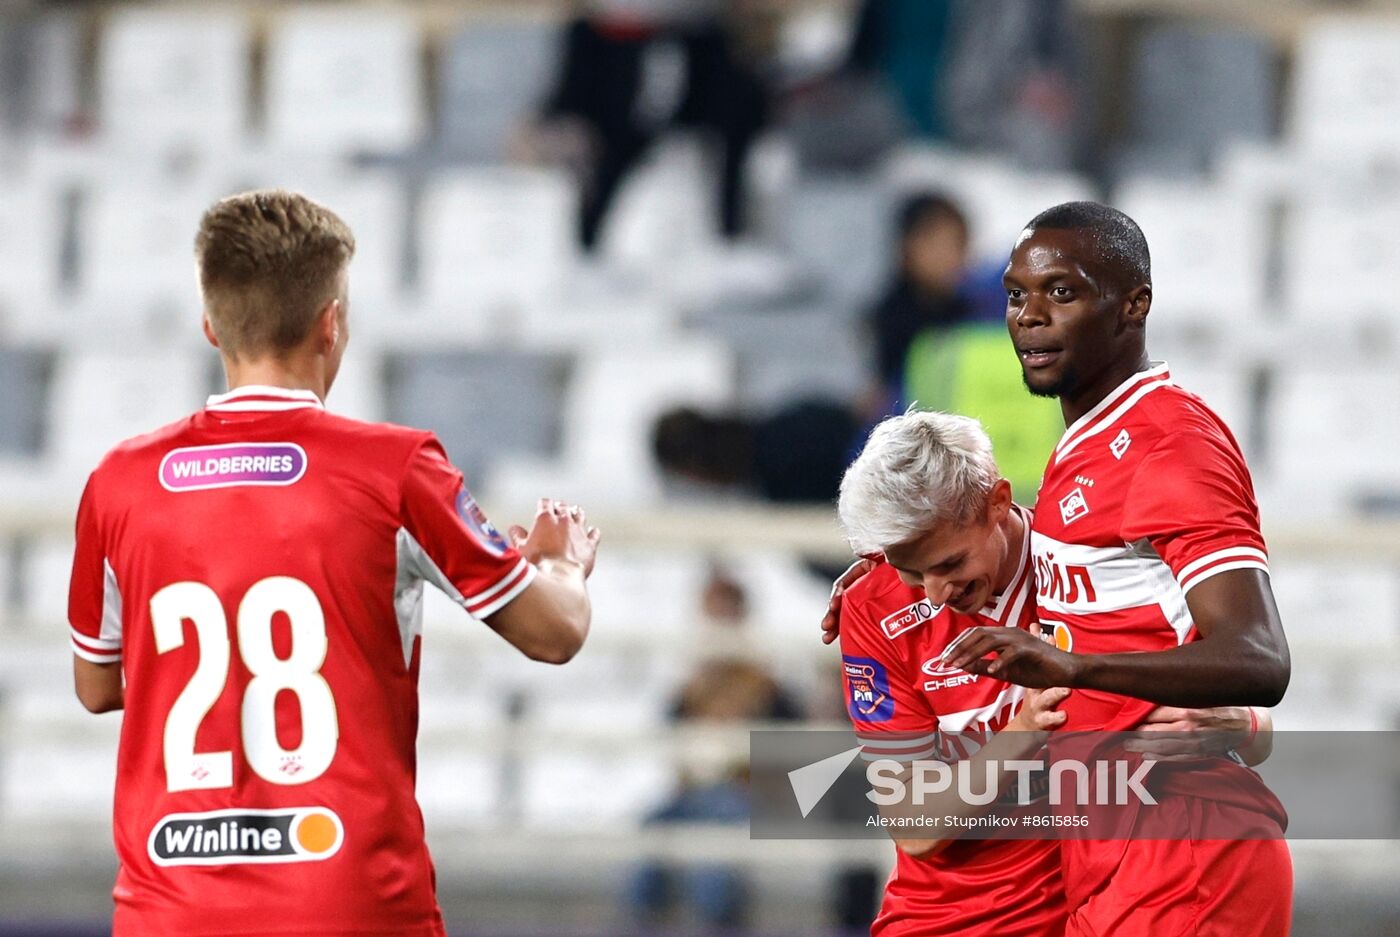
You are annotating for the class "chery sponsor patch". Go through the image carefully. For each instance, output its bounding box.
[160,443,307,492]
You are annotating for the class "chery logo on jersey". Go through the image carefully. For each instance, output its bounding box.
[880,599,943,639]
[160,443,307,493]
[149,807,343,867]
[455,489,511,557]
[842,657,894,722]
[921,656,979,692]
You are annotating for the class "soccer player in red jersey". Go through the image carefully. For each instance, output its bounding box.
[68,190,601,937]
[938,202,1291,936]
[831,411,1276,937]
[836,411,1069,937]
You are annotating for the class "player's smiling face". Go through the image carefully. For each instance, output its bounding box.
[883,483,1013,615]
[1003,227,1134,404]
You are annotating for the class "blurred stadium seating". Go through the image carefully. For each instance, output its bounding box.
[1,2,1399,935]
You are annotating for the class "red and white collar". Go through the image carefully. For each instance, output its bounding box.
[979,503,1034,626]
[206,385,325,413]
[1055,362,1172,459]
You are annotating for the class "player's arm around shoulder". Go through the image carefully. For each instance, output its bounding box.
[485,499,601,665]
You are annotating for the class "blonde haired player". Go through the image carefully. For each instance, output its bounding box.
[70,190,600,936]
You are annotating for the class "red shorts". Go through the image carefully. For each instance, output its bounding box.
[1062,801,1291,937]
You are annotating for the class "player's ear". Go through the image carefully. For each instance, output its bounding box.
[986,479,1013,524]
[316,298,342,352]
[202,314,221,350]
[1124,284,1151,325]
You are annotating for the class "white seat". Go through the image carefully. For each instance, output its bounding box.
[0,177,63,333]
[417,167,578,326]
[560,337,735,504]
[1268,560,1400,649]
[600,138,720,272]
[76,181,224,321]
[1114,179,1267,328]
[1264,368,1400,516]
[47,349,208,474]
[1282,191,1400,324]
[584,549,709,638]
[519,751,676,829]
[1290,20,1400,161]
[97,8,250,152]
[15,533,73,626]
[263,8,424,155]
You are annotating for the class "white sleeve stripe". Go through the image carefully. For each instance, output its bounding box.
[72,641,121,664]
[1177,547,1269,581]
[470,563,537,619]
[1182,560,1270,595]
[100,558,123,644]
[463,558,532,606]
[71,626,121,650]
[860,748,936,764]
[854,732,939,749]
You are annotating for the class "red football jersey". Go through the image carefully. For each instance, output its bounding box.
[838,506,1065,937]
[1029,363,1270,732]
[69,385,537,937]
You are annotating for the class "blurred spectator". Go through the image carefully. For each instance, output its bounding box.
[523,1,772,251]
[862,192,985,417]
[847,0,957,140]
[942,0,1082,169]
[626,569,801,930]
[652,398,859,504]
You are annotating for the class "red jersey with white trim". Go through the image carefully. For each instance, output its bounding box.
[838,506,1065,937]
[1030,363,1270,732]
[68,385,535,937]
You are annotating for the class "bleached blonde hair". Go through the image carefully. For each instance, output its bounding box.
[838,411,1000,554]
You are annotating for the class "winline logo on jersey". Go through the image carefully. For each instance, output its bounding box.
[148,807,343,866]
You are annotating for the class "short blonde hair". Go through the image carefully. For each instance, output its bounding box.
[195,189,355,359]
[838,411,999,554]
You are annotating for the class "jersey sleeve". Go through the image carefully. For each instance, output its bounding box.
[838,591,938,763]
[398,436,535,621]
[68,473,123,663]
[1119,428,1269,597]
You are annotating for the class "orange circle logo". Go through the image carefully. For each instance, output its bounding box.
[294,812,340,855]
[1051,622,1073,652]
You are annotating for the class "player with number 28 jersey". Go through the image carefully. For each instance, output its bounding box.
[69,387,531,935]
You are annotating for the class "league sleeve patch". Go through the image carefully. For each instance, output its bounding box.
[455,488,511,557]
[842,656,895,723]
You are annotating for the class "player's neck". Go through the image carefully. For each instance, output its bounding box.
[222,356,328,402]
[989,506,1026,598]
[1059,349,1151,426]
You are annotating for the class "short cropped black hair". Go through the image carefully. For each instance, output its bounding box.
[898,192,969,243]
[1026,201,1151,290]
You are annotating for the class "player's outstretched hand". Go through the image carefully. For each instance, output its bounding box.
[820,557,879,645]
[508,498,601,578]
[1123,706,1252,761]
[1007,686,1071,732]
[940,626,1080,688]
